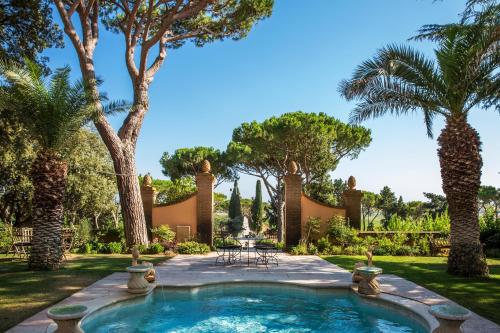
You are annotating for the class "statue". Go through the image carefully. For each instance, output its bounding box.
[131,246,156,283]
[366,247,373,266]
[131,246,140,266]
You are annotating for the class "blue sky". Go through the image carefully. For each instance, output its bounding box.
[44,0,499,201]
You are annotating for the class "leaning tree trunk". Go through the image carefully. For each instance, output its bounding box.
[29,152,67,270]
[438,116,489,277]
[110,143,149,247]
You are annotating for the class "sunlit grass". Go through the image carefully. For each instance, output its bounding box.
[323,255,500,324]
[0,253,169,331]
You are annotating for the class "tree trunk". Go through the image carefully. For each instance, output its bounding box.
[438,116,488,277]
[111,144,149,247]
[276,192,285,242]
[29,152,67,270]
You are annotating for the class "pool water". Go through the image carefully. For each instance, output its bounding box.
[82,284,428,333]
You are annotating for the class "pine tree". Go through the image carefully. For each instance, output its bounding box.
[251,180,264,233]
[228,180,242,219]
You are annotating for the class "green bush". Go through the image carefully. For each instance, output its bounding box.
[147,243,165,254]
[308,244,318,255]
[289,242,309,255]
[137,244,148,254]
[177,241,210,254]
[275,241,285,250]
[73,219,93,248]
[328,245,343,255]
[328,216,357,247]
[151,225,176,243]
[106,242,123,254]
[317,236,331,253]
[0,223,12,253]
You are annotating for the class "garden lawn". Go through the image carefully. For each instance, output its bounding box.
[0,254,169,332]
[323,255,500,324]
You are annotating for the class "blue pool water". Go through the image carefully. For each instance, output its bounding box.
[82,284,428,333]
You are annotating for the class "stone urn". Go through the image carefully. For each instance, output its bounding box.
[356,266,383,295]
[126,265,153,294]
[429,304,471,333]
[47,304,88,333]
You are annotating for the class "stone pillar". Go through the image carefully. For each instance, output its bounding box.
[342,176,363,230]
[140,173,157,241]
[195,160,214,246]
[284,161,302,247]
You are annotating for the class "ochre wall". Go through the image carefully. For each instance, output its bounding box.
[301,194,346,238]
[152,194,198,240]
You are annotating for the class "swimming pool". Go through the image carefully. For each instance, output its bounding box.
[81,283,428,333]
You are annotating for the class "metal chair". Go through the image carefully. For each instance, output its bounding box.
[214,235,242,265]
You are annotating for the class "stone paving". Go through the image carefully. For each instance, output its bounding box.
[6,253,500,333]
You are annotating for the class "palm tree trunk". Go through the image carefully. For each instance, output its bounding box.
[438,116,488,277]
[28,152,67,270]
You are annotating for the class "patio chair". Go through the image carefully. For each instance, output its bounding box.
[255,242,279,268]
[9,228,33,260]
[214,236,242,265]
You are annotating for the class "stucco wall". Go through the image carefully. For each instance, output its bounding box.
[301,194,346,238]
[152,194,198,240]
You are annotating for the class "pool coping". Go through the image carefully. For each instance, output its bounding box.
[6,253,500,333]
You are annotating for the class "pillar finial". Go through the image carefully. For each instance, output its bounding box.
[348,176,356,190]
[143,173,153,187]
[200,160,211,173]
[288,161,298,175]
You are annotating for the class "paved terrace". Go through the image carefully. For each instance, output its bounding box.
[7,253,500,333]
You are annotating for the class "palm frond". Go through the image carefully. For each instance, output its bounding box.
[102,100,131,116]
[339,44,446,129]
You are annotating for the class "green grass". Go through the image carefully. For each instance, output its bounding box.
[323,255,500,324]
[0,254,169,332]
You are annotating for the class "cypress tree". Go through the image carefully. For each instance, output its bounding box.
[228,180,242,219]
[251,180,264,233]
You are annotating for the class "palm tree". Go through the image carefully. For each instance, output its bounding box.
[0,60,126,270]
[339,19,498,276]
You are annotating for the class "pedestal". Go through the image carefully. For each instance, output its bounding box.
[126,265,152,294]
[429,304,471,333]
[357,266,382,295]
[47,304,88,333]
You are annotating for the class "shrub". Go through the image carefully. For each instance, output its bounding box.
[317,236,331,253]
[73,219,93,248]
[395,245,416,256]
[255,239,275,246]
[328,216,357,247]
[147,243,165,254]
[303,217,321,243]
[151,225,176,243]
[275,241,285,250]
[97,228,123,243]
[137,244,148,254]
[0,223,13,253]
[328,245,343,255]
[308,244,318,255]
[107,242,123,254]
[83,242,93,254]
[289,242,308,255]
[177,241,210,254]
